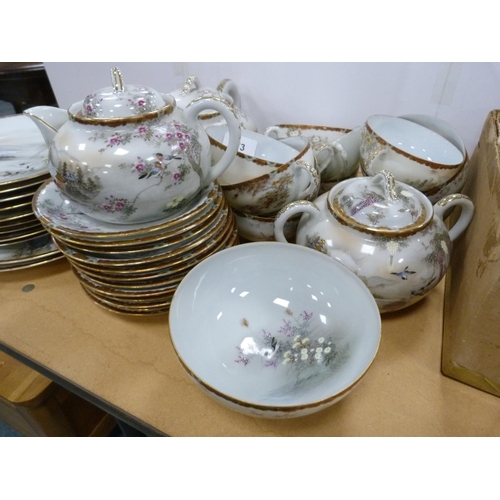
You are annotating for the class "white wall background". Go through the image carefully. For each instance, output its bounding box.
[44,62,500,157]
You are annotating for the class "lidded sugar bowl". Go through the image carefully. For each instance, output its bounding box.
[274,170,474,313]
[24,67,242,224]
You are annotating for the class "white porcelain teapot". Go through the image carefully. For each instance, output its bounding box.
[24,68,241,224]
[274,170,474,313]
[169,75,257,132]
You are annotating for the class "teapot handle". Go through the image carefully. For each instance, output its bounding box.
[274,199,320,243]
[433,193,474,242]
[217,79,241,108]
[184,96,241,186]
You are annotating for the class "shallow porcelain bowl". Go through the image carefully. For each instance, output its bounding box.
[169,242,381,418]
[360,114,465,193]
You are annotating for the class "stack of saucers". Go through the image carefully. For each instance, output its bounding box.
[33,179,238,315]
[0,114,62,271]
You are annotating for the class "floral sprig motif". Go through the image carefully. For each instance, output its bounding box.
[89,119,201,165]
[235,310,348,371]
[422,221,450,280]
[101,195,137,217]
[305,233,328,255]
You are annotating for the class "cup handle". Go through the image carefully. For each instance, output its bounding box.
[184,96,241,186]
[314,143,334,174]
[433,193,474,242]
[293,160,320,200]
[216,78,241,108]
[264,126,282,139]
[274,200,320,243]
[331,141,349,175]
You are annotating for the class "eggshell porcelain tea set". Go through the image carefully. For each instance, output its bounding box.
[0,65,474,418]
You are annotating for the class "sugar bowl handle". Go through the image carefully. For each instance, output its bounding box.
[274,200,321,243]
[434,193,474,242]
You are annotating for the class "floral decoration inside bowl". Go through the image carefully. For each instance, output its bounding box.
[169,242,381,418]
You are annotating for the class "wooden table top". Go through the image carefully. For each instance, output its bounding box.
[1,256,499,436]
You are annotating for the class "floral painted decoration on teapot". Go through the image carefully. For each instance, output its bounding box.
[81,68,165,119]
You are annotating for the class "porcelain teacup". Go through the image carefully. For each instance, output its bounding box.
[264,124,361,183]
[360,114,465,194]
[398,114,469,203]
[233,208,300,242]
[208,126,320,216]
[208,126,322,185]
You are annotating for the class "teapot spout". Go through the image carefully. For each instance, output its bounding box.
[23,106,68,146]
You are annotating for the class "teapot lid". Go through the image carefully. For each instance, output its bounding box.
[328,170,432,236]
[80,68,166,119]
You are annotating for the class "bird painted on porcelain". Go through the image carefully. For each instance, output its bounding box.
[391,266,416,280]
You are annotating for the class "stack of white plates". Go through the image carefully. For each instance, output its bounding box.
[0,114,62,271]
[33,179,239,315]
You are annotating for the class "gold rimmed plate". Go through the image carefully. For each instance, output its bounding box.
[0,206,38,223]
[0,219,44,236]
[0,114,50,187]
[0,172,50,194]
[75,270,179,299]
[80,285,171,316]
[52,204,231,267]
[72,263,189,291]
[0,182,40,204]
[0,251,63,272]
[0,217,40,234]
[0,233,61,270]
[0,199,33,214]
[0,226,47,246]
[68,219,238,284]
[34,179,223,242]
[50,194,228,256]
[80,280,176,306]
[61,214,236,276]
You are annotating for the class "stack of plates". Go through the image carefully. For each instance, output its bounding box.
[33,179,239,315]
[0,114,62,271]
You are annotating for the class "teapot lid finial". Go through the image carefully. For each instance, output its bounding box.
[328,171,432,235]
[111,67,125,93]
[80,67,166,119]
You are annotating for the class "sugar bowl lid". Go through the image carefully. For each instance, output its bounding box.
[80,67,166,119]
[328,170,432,235]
